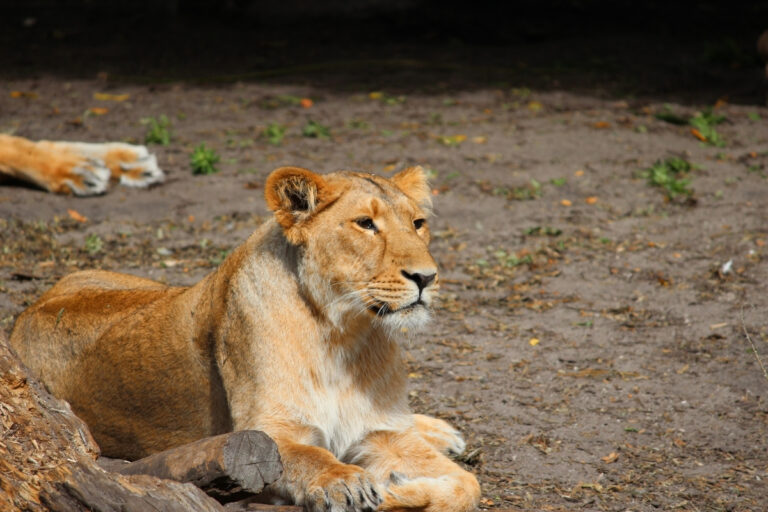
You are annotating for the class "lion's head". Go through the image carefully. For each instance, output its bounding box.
[265,166,438,332]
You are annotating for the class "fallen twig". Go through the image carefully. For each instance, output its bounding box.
[740,306,768,382]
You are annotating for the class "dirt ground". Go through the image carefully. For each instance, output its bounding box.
[1,10,768,511]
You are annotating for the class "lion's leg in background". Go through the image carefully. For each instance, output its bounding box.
[0,134,164,195]
[0,134,110,195]
[350,429,480,512]
[52,140,164,188]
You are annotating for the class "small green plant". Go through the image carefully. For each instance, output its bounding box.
[263,123,287,146]
[654,106,726,147]
[141,115,172,145]
[190,143,221,175]
[639,157,694,198]
[511,179,542,200]
[84,234,103,255]
[302,120,331,139]
[493,249,533,267]
[689,109,726,147]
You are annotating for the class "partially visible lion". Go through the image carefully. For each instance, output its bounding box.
[0,134,164,195]
[9,165,480,512]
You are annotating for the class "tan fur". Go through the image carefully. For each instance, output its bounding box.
[0,134,164,195]
[10,166,480,512]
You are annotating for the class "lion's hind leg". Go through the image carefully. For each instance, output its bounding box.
[0,134,110,195]
[348,430,480,512]
[60,141,164,188]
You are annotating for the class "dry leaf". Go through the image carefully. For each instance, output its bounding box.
[529,337,540,346]
[574,169,584,177]
[87,107,109,116]
[690,128,707,142]
[585,196,598,204]
[300,98,313,108]
[593,121,611,129]
[528,101,543,112]
[560,199,572,206]
[10,91,38,99]
[601,452,619,463]
[93,92,130,102]
[67,209,87,223]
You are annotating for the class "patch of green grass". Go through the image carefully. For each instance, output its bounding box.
[511,179,542,200]
[550,177,567,186]
[302,120,331,139]
[141,115,172,145]
[84,234,103,255]
[689,109,726,147]
[748,112,761,122]
[190,143,221,175]
[639,157,694,198]
[654,106,726,147]
[209,249,231,266]
[263,123,287,146]
[493,249,533,267]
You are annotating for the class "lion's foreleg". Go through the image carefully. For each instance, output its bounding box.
[348,430,480,512]
[266,434,384,512]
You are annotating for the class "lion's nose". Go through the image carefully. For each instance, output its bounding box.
[401,270,436,292]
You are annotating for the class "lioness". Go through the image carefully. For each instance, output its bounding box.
[10,166,480,512]
[0,134,164,195]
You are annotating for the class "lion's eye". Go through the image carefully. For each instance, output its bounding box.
[413,218,426,230]
[355,217,378,232]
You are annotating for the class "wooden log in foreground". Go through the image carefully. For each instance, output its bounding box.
[0,331,224,512]
[116,430,283,500]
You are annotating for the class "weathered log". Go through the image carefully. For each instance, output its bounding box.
[226,504,303,512]
[116,430,283,501]
[0,331,225,512]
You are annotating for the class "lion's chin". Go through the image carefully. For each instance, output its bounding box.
[376,303,432,333]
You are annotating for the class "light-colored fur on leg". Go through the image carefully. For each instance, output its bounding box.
[0,134,163,195]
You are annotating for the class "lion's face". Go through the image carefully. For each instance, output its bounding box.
[265,166,438,331]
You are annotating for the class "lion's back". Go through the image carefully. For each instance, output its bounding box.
[9,270,176,397]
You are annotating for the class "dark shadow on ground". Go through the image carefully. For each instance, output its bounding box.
[1,1,766,105]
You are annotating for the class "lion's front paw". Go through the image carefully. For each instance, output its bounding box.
[306,464,383,512]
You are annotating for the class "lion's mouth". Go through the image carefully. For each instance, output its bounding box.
[368,299,424,316]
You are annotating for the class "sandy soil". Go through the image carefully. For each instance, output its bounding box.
[1,13,768,511]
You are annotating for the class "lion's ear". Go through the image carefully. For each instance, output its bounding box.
[391,165,432,213]
[265,166,331,243]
